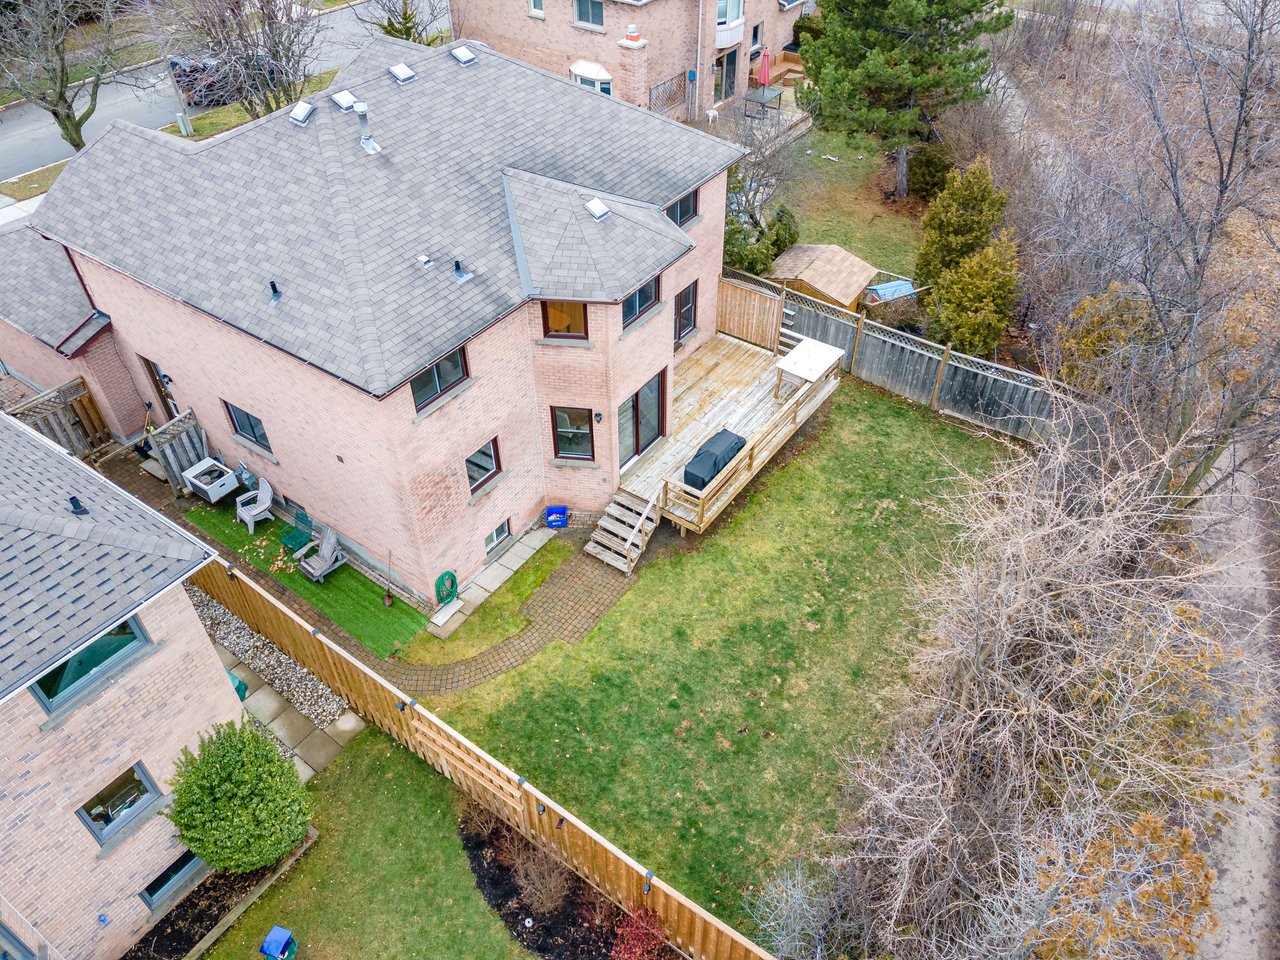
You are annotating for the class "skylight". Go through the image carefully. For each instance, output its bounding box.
[450,46,477,66]
[389,63,416,84]
[585,197,610,221]
[288,101,315,126]
[330,90,358,111]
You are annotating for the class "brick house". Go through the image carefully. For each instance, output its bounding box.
[0,221,148,439]
[0,415,243,960]
[30,38,744,598]
[450,0,809,118]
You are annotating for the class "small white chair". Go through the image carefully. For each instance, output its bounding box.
[295,527,347,583]
[235,477,274,534]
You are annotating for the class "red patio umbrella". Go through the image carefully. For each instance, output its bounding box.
[758,46,771,86]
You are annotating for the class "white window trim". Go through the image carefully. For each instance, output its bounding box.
[529,0,544,17]
[570,59,613,94]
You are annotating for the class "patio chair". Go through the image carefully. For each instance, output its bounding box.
[294,527,346,583]
[235,477,274,534]
[280,509,314,553]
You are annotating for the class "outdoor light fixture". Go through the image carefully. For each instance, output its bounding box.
[593,411,603,423]
[98,915,109,927]
[226,564,237,579]
[556,817,565,830]
[537,803,546,815]
[644,870,654,895]
[68,496,89,516]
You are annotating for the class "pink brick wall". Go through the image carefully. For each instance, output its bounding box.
[0,584,243,960]
[64,170,728,593]
[0,321,147,439]
[452,0,804,115]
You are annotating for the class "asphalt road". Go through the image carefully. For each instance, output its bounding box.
[0,4,380,182]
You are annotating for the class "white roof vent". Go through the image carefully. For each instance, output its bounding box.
[288,101,315,126]
[585,197,610,221]
[450,46,477,66]
[331,89,358,111]
[389,62,416,84]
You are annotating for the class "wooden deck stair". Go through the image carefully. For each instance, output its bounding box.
[584,489,660,574]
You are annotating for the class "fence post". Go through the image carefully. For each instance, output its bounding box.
[850,312,865,371]
[774,281,787,354]
[930,345,951,410]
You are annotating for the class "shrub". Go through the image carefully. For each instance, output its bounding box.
[493,829,573,915]
[1058,285,1156,390]
[793,12,824,46]
[723,214,775,274]
[455,795,501,840]
[767,205,800,258]
[166,721,311,873]
[611,907,667,960]
[928,231,1020,356]
[907,143,954,201]
[915,156,1007,288]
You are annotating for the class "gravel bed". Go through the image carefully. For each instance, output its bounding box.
[187,585,348,728]
[248,715,296,759]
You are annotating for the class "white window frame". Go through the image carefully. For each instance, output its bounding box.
[529,0,544,16]
[574,0,604,27]
[716,0,744,26]
[570,60,613,95]
[485,519,511,552]
[751,22,763,52]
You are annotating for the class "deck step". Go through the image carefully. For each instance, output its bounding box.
[605,503,656,530]
[613,489,656,514]
[596,514,645,542]
[584,541,633,573]
[590,526,635,555]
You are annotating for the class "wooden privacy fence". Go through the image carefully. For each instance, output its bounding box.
[189,561,775,960]
[4,376,111,457]
[148,409,209,493]
[722,269,1057,441]
[716,277,782,352]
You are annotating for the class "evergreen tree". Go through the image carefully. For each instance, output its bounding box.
[804,0,1013,196]
[914,157,1007,287]
[381,0,423,42]
[928,231,1019,356]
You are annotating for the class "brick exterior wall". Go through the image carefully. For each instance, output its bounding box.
[452,0,805,116]
[0,321,147,440]
[0,584,243,960]
[63,170,728,596]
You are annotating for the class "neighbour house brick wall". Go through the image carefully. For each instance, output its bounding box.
[0,322,146,439]
[0,584,242,960]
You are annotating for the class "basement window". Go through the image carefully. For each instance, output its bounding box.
[140,850,201,909]
[485,518,512,552]
[32,617,149,712]
[77,764,159,844]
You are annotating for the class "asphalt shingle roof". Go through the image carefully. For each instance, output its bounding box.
[0,416,210,701]
[0,220,94,353]
[31,37,744,396]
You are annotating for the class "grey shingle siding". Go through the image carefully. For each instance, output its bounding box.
[32,37,745,397]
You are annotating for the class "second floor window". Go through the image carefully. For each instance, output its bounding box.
[32,617,149,712]
[466,438,501,492]
[411,347,468,411]
[543,301,588,338]
[575,0,603,27]
[529,0,543,12]
[665,190,698,227]
[622,277,660,328]
[717,0,743,25]
[675,281,698,341]
[225,402,271,451]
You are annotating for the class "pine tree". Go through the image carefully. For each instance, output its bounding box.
[928,231,1019,356]
[914,157,1007,287]
[381,0,423,42]
[804,0,1013,196]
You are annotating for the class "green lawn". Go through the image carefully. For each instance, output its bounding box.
[401,538,574,666]
[187,504,427,659]
[781,129,923,277]
[429,380,998,933]
[205,730,529,960]
[0,161,69,201]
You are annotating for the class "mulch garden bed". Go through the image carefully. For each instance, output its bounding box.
[121,864,275,960]
[461,821,677,960]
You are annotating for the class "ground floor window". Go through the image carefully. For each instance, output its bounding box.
[32,617,148,711]
[140,850,201,909]
[224,401,272,451]
[714,47,738,102]
[618,370,664,466]
[485,519,511,552]
[571,59,612,95]
[0,924,34,960]
[553,406,594,460]
[674,282,698,341]
[78,764,159,843]
[466,438,501,492]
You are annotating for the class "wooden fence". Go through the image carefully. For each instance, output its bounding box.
[716,277,782,352]
[723,269,1058,441]
[5,377,112,457]
[149,409,209,493]
[189,561,775,960]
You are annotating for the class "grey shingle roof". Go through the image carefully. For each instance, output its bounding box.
[0,415,210,701]
[32,38,745,396]
[0,221,94,353]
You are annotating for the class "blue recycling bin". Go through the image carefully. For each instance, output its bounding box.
[545,505,568,529]
[260,926,297,960]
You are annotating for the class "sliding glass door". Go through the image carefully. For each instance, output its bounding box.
[618,370,664,466]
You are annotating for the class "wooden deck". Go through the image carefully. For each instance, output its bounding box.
[619,333,840,536]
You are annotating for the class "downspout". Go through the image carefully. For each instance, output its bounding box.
[694,0,705,118]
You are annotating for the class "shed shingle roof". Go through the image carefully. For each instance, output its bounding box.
[31,37,744,396]
[0,220,94,353]
[770,243,878,306]
[0,416,210,701]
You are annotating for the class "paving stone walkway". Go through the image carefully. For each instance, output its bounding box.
[98,448,636,698]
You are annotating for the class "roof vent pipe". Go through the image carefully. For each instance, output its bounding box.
[353,102,383,155]
[68,496,89,516]
[453,260,474,284]
[269,280,282,305]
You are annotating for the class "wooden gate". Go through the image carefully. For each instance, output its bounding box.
[716,277,783,351]
[5,377,112,457]
[148,409,209,493]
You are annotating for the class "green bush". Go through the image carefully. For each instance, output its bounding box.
[794,13,824,46]
[167,721,312,873]
[907,143,954,201]
[915,156,1007,288]
[768,205,800,257]
[927,231,1020,356]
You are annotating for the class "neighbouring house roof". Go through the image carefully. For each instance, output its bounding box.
[770,243,878,306]
[32,38,745,397]
[0,220,96,355]
[0,415,211,702]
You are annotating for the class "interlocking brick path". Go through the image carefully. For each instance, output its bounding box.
[97,447,634,696]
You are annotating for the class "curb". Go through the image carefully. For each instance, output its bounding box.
[0,0,372,115]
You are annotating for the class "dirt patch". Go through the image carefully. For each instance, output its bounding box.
[121,864,276,960]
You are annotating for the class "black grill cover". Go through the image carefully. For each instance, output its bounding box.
[683,429,747,490]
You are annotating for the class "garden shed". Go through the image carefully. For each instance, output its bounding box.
[769,243,878,310]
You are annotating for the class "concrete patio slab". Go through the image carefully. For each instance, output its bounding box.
[430,596,463,626]
[214,644,240,669]
[472,560,515,593]
[458,582,490,614]
[231,663,266,697]
[523,527,557,550]
[325,710,367,747]
[295,728,343,772]
[243,685,288,725]
[268,706,317,748]
[495,539,536,569]
[293,755,316,784]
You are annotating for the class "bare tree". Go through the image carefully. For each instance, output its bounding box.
[167,0,324,119]
[0,0,128,149]
[353,0,452,45]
